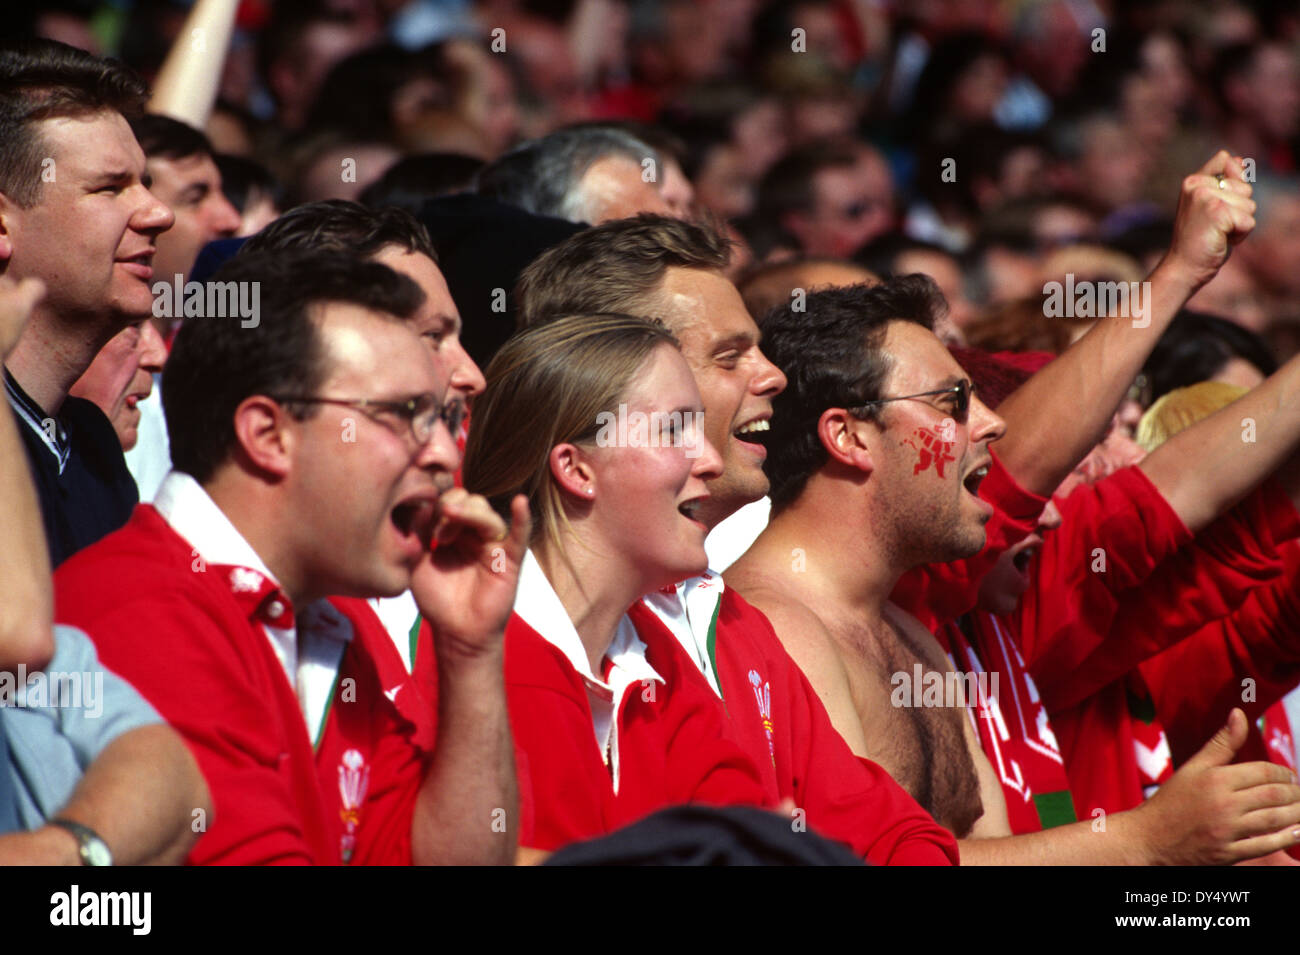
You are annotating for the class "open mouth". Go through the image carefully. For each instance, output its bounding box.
[734,417,771,446]
[1012,546,1035,573]
[963,463,989,496]
[677,494,709,526]
[390,496,438,541]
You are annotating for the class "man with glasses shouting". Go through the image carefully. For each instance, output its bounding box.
[54,249,529,865]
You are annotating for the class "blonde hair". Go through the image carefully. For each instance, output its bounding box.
[1136,381,1249,452]
[463,313,680,554]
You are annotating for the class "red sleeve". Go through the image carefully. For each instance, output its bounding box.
[892,448,1047,630]
[61,593,328,865]
[1043,481,1297,711]
[1020,465,1192,698]
[1140,543,1300,766]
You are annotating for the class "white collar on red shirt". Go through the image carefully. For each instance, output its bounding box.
[641,572,725,698]
[513,549,664,791]
[152,470,351,744]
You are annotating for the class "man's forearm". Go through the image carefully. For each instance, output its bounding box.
[1140,349,1300,533]
[412,644,517,866]
[49,724,210,865]
[993,259,1196,497]
[960,811,1150,865]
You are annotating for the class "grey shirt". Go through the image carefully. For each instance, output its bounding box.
[2,625,161,829]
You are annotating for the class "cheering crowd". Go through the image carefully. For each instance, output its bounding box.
[2,0,1300,866]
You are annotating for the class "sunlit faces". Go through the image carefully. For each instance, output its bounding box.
[68,320,166,450]
[577,344,723,593]
[286,304,460,599]
[369,245,486,398]
[0,111,173,327]
[653,267,787,528]
[865,321,1005,565]
[145,152,241,284]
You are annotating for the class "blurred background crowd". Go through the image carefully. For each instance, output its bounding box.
[13,0,1300,369]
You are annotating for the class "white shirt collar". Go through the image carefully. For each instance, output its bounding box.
[513,550,664,790]
[153,470,279,585]
[152,470,349,743]
[641,571,726,697]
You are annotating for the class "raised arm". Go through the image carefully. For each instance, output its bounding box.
[1139,349,1300,532]
[147,0,240,128]
[0,275,52,671]
[994,152,1255,497]
[408,491,529,865]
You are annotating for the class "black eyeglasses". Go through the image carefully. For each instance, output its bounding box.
[272,393,465,445]
[848,379,972,422]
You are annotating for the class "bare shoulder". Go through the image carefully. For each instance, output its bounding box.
[727,580,871,754]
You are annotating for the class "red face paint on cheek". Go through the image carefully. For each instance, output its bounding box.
[906,425,956,477]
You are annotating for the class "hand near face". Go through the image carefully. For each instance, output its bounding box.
[1162,151,1256,290]
[0,276,45,360]
[410,490,531,658]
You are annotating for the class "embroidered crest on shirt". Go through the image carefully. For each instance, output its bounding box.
[338,748,370,863]
[748,669,775,767]
[228,567,265,593]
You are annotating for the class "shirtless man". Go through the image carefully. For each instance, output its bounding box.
[727,274,1300,863]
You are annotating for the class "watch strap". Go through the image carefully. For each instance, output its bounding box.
[49,817,113,866]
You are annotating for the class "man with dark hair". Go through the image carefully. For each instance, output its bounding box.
[239,200,487,671]
[0,39,174,564]
[755,139,896,259]
[240,200,484,403]
[514,215,961,865]
[56,249,528,865]
[477,124,673,225]
[71,115,239,503]
[129,114,240,301]
[729,154,1300,862]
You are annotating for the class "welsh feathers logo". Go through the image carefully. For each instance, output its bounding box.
[748,669,776,767]
[338,748,370,863]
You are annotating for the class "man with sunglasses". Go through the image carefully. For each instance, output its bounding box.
[730,156,1300,862]
[54,249,528,864]
[730,278,1008,840]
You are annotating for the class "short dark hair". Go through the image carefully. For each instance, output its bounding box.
[214,153,284,214]
[0,38,147,207]
[756,139,860,221]
[516,213,731,328]
[760,276,943,512]
[129,113,213,162]
[1143,310,1279,404]
[163,249,425,484]
[359,152,484,214]
[239,198,438,263]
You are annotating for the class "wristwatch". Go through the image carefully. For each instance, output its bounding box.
[49,818,113,866]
